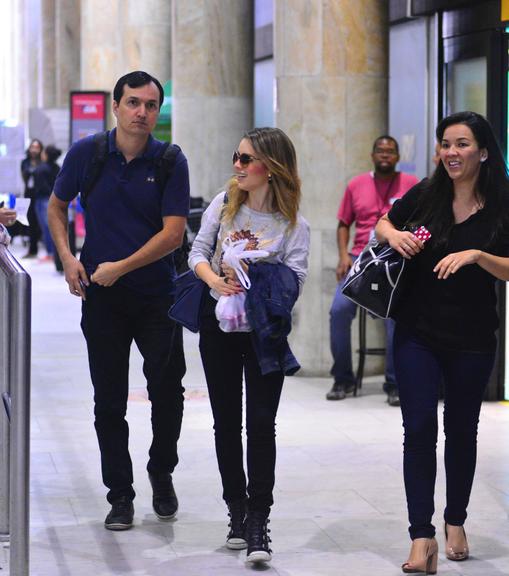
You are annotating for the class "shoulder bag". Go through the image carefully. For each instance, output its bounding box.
[168,194,227,332]
[341,224,430,319]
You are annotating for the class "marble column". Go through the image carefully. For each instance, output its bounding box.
[275,1,389,375]
[55,0,80,107]
[81,0,172,117]
[172,0,253,200]
[40,0,56,108]
[23,0,42,111]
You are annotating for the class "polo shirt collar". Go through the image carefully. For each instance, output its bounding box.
[108,128,158,159]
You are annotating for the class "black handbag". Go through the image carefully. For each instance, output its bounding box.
[168,270,207,333]
[341,238,406,319]
[168,194,227,331]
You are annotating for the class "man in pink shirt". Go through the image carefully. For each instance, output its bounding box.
[327,136,419,405]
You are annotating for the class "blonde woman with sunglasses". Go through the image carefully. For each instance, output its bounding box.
[189,127,310,564]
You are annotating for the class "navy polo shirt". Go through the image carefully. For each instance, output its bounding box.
[53,129,190,296]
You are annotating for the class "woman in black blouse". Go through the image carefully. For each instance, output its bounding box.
[34,144,61,261]
[376,111,509,574]
[20,138,43,257]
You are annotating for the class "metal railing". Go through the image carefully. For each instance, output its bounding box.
[0,231,31,576]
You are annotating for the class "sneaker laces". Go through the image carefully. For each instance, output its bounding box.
[227,500,246,537]
[247,513,272,552]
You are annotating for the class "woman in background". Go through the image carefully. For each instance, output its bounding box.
[20,138,43,257]
[34,144,61,261]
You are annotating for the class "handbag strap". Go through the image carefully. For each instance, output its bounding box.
[210,192,229,255]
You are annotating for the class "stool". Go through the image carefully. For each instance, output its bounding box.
[354,307,386,396]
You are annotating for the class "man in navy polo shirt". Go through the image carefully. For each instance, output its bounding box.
[48,71,190,531]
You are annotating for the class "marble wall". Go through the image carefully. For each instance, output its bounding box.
[81,0,172,120]
[172,0,253,199]
[55,0,80,107]
[275,0,389,375]
[40,0,56,107]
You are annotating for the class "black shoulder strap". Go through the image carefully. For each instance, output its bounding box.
[153,143,180,193]
[80,131,109,210]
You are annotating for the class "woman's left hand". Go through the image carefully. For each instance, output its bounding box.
[433,249,481,279]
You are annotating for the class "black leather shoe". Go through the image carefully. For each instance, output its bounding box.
[104,496,134,530]
[149,472,178,520]
[326,381,355,400]
[326,382,346,400]
[246,511,272,563]
[387,390,400,407]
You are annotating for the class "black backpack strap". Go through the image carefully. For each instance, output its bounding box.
[153,143,181,194]
[155,144,190,272]
[80,131,109,210]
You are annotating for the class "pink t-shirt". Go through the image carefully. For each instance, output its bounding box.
[337,171,419,256]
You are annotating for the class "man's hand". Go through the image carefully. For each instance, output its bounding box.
[91,261,125,287]
[62,255,89,299]
[336,255,353,281]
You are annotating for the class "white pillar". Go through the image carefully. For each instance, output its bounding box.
[275,0,389,374]
[81,0,172,92]
[172,0,253,199]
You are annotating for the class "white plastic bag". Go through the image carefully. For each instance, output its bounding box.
[215,238,269,332]
[215,292,250,332]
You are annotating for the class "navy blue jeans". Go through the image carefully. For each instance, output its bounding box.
[199,293,284,515]
[81,283,185,503]
[330,266,396,392]
[394,323,494,540]
[35,197,55,255]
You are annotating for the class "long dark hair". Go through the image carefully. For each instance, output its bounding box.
[25,139,43,161]
[414,111,509,247]
[44,145,62,164]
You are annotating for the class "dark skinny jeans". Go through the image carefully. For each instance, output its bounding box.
[394,323,494,540]
[81,283,185,503]
[199,293,284,515]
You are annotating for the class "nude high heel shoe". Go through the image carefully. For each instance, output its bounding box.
[402,537,438,575]
[444,523,469,561]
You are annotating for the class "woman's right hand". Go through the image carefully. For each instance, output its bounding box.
[387,230,424,259]
[209,273,244,296]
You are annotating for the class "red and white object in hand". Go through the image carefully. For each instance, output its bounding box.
[413,225,432,244]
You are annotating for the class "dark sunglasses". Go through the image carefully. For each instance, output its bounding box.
[232,150,260,165]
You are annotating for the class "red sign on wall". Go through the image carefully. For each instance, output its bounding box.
[70,91,108,144]
[71,93,105,120]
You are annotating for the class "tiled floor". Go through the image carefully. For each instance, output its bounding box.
[2,240,509,575]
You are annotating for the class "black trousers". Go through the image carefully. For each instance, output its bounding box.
[27,199,41,254]
[81,283,185,503]
[199,293,284,515]
[394,323,494,540]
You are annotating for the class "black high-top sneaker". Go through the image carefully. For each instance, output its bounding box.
[245,511,272,563]
[226,499,247,549]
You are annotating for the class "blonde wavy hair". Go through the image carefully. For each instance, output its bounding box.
[222,127,301,226]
